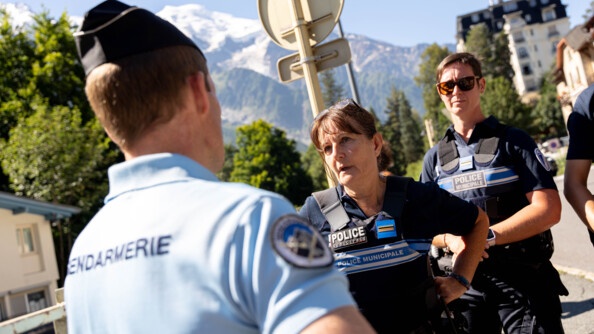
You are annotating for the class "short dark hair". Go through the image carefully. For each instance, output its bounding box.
[436,52,483,83]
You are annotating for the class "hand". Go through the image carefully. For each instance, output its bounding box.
[434,276,467,304]
[446,234,489,264]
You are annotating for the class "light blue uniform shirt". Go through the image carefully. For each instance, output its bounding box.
[65,153,354,334]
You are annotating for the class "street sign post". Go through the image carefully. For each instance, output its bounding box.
[258,0,344,117]
[277,37,351,83]
[258,0,344,51]
[258,0,346,187]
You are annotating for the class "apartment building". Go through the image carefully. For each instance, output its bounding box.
[0,192,79,322]
[456,0,570,97]
[554,14,594,123]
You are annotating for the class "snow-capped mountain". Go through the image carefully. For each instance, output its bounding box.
[2,2,454,147]
[158,4,291,80]
[155,5,453,145]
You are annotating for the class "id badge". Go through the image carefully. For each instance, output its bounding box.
[460,155,474,171]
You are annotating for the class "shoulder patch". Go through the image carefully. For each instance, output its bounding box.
[271,214,333,268]
[534,149,551,171]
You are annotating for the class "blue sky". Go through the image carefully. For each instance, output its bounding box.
[11,0,592,46]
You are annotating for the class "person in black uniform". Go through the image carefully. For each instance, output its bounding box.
[298,98,489,333]
[564,83,594,248]
[420,52,568,333]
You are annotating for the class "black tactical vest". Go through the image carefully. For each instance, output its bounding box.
[436,124,553,267]
[313,176,441,333]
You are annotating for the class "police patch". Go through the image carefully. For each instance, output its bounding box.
[271,214,333,268]
[534,148,551,171]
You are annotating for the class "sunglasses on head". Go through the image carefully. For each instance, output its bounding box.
[333,98,362,111]
[436,76,481,95]
[314,98,364,120]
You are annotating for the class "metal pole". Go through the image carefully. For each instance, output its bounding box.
[336,19,360,104]
[288,0,325,117]
[288,0,338,187]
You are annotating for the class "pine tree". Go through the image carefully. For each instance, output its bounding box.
[414,44,451,146]
[320,68,346,108]
[381,87,406,175]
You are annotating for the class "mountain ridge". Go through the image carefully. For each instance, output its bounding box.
[3,2,455,147]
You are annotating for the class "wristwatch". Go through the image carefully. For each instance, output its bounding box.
[487,228,496,246]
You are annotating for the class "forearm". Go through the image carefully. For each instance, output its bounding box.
[564,160,594,231]
[451,208,489,282]
[490,188,560,245]
[565,185,594,231]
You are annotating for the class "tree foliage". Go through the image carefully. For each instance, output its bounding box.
[301,143,328,191]
[414,44,451,145]
[216,144,237,182]
[530,71,567,140]
[320,68,346,108]
[481,76,531,130]
[381,87,424,175]
[0,102,115,210]
[0,9,35,140]
[464,23,514,83]
[0,10,116,216]
[230,120,313,205]
[0,10,120,284]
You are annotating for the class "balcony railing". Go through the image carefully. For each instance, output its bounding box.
[0,288,66,334]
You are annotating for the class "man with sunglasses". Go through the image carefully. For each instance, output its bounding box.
[420,52,567,333]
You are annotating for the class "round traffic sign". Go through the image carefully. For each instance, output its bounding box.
[258,0,344,51]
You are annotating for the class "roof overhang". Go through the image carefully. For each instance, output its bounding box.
[0,191,81,221]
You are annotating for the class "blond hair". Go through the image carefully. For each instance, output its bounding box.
[85,45,209,149]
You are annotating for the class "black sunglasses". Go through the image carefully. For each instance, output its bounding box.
[436,76,481,95]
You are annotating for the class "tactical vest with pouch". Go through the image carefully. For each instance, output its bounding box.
[435,123,553,268]
[313,176,443,333]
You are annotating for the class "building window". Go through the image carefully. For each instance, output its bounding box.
[472,13,480,23]
[534,45,538,51]
[538,60,542,68]
[543,9,555,21]
[510,17,522,26]
[513,31,525,43]
[525,14,532,22]
[518,47,529,58]
[530,29,534,36]
[26,291,47,312]
[522,64,533,75]
[16,225,35,254]
[551,41,558,53]
[0,299,5,321]
[497,21,504,29]
[548,25,559,37]
[503,2,518,12]
[525,79,537,91]
[529,0,537,7]
[541,0,549,4]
